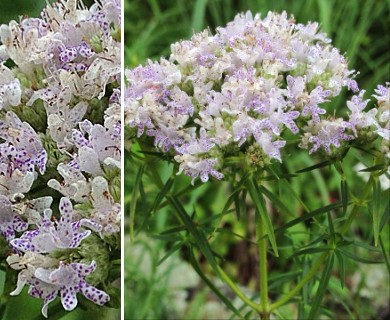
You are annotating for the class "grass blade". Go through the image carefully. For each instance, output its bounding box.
[191,0,208,33]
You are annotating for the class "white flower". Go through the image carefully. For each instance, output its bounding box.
[90,176,121,234]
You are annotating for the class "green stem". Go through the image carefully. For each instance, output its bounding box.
[257,215,269,317]
[269,252,328,311]
[339,175,374,235]
[217,266,261,314]
[244,177,272,319]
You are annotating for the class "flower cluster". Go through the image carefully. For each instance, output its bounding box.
[125,11,388,183]
[0,0,120,317]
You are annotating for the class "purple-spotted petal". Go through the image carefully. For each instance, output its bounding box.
[71,261,96,277]
[42,290,57,318]
[60,285,78,311]
[80,280,110,306]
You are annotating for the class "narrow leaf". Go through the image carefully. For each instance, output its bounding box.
[358,163,386,172]
[205,227,257,245]
[268,271,302,290]
[338,248,384,264]
[290,247,331,258]
[296,160,331,173]
[353,241,381,252]
[151,234,182,242]
[259,185,294,217]
[167,196,221,276]
[201,210,235,225]
[246,178,278,256]
[157,241,183,266]
[379,236,390,275]
[188,248,244,319]
[138,177,174,234]
[379,197,390,232]
[130,165,145,241]
[233,192,241,221]
[334,250,345,288]
[151,178,174,214]
[239,189,247,220]
[222,187,242,219]
[243,310,254,320]
[308,253,334,319]
[275,202,344,234]
[301,235,329,249]
[160,225,187,235]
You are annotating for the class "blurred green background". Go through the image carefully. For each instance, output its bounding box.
[124,0,389,319]
[0,0,49,24]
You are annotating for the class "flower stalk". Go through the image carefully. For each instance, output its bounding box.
[257,215,270,319]
[217,266,261,314]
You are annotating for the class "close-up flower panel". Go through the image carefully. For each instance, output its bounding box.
[0,0,121,319]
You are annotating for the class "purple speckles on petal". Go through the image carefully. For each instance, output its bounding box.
[60,285,77,311]
[8,197,101,254]
[0,195,28,241]
[78,41,94,58]
[59,47,78,63]
[59,197,73,225]
[79,280,110,306]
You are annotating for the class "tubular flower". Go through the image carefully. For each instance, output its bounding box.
[125,11,381,183]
